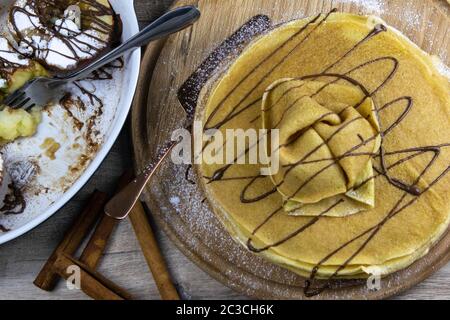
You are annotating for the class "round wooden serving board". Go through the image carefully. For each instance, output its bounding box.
[132,0,450,299]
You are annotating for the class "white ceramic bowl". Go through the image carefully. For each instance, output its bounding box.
[0,0,141,245]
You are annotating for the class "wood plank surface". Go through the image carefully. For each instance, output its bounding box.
[0,0,449,300]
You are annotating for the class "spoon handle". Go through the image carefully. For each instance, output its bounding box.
[65,6,201,81]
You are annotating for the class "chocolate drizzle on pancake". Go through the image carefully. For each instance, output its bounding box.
[179,9,450,297]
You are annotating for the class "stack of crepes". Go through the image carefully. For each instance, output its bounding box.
[262,79,381,217]
[198,12,450,279]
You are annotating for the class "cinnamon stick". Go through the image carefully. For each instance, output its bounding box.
[54,253,133,300]
[129,201,180,300]
[79,171,134,268]
[34,190,108,291]
[78,215,117,269]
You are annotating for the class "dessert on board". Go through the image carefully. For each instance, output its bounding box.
[196,11,450,291]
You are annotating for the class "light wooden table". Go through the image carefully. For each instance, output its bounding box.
[0,0,449,300]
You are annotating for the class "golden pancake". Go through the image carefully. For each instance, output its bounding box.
[262,79,381,217]
[196,11,450,284]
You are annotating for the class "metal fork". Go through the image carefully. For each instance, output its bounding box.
[3,6,201,110]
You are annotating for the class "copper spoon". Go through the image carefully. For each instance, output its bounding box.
[105,141,177,219]
[104,6,201,220]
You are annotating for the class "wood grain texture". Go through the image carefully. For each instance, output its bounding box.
[0,0,449,300]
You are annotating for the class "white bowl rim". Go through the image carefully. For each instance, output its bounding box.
[0,0,141,245]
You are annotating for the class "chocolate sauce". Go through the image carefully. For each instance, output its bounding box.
[0,183,26,215]
[0,1,125,223]
[0,49,22,70]
[0,43,27,81]
[85,57,123,80]
[202,10,331,131]
[178,9,450,297]
[185,165,196,185]
[8,0,121,73]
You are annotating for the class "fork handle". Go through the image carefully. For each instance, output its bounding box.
[63,6,200,81]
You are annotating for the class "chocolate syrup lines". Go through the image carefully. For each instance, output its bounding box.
[0,1,124,229]
[84,57,123,80]
[320,24,387,74]
[204,12,386,132]
[0,41,28,79]
[9,0,117,71]
[247,56,399,125]
[304,164,449,297]
[247,199,344,253]
[204,12,417,197]
[274,78,417,200]
[196,9,450,296]
[244,144,448,296]
[0,183,26,215]
[203,10,333,131]
[0,50,22,70]
[204,17,392,183]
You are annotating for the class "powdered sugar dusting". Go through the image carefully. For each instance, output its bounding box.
[178,15,271,120]
[169,196,180,206]
[0,37,28,66]
[433,56,450,80]
[338,0,386,14]
[148,161,300,296]
[332,0,449,64]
